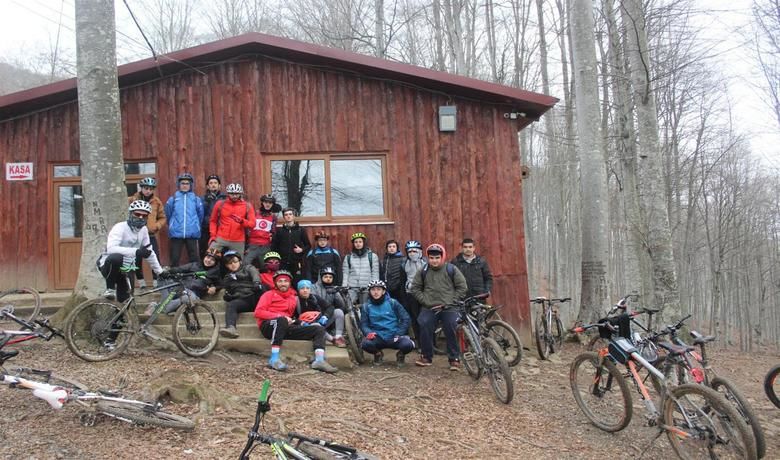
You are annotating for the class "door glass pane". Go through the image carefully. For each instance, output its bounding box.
[331,159,384,216]
[53,165,80,177]
[270,160,326,216]
[59,186,83,238]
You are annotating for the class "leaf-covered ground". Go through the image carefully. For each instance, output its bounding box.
[0,339,778,459]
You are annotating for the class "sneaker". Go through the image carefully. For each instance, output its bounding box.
[267,360,288,372]
[396,351,406,367]
[415,356,433,367]
[144,302,158,316]
[333,336,347,348]
[152,279,158,288]
[219,326,240,339]
[373,351,384,365]
[102,340,116,351]
[449,359,461,371]
[138,280,147,289]
[311,360,339,374]
[102,289,116,300]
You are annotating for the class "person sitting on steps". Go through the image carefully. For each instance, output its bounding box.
[219,250,262,339]
[297,279,346,348]
[359,279,415,367]
[254,270,338,374]
[147,247,222,316]
[258,251,282,291]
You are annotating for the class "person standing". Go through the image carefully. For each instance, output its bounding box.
[304,231,342,283]
[342,232,380,305]
[380,239,405,302]
[128,177,166,289]
[208,183,255,255]
[165,172,204,266]
[199,174,226,259]
[400,240,426,342]
[450,238,493,298]
[245,194,281,269]
[272,207,311,283]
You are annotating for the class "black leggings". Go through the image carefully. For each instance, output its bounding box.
[134,235,159,281]
[99,253,132,302]
[224,293,261,328]
[260,317,327,350]
[169,238,199,267]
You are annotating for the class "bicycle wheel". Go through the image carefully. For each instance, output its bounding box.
[586,334,609,352]
[569,352,632,432]
[482,337,514,404]
[764,364,780,409]
[552,316,564,352]
[711,376,766,459]
[343,314,365,364]
[9,367,87,390]
[664,383,756,460]
[459,325,482,380]
[171,300,219,357]
[297,441,379,460]
[0,287,41,327]
[534,315,550,360]
[96,400,195,430]
[64,298,137,362]
[485,320,522,367]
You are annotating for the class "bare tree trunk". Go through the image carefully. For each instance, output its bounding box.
[571,0,610,323]
[375,0,385,58]
[432,0,447,71]
[72,0,127,301]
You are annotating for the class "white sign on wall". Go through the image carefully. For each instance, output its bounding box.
[6,162,34,181]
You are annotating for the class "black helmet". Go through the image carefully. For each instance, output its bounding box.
[206,174,221,184]
[273,270,292,280]
[223,250,242,262]
[260,194,276,203]
[320,266,336,278]
[177,172,194,183]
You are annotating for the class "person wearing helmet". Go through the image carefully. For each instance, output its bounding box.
[98,200,165,302]
[245,194,282,270]
[254,271,339,373]
[127,177,166,289]
[199,175,226,259]
[272,207,310,283]
[218,250,261,339]
[304,230,342,284]
[380,240,405,302]
[342,232,379,305]
[299,278,346,348]
[400,239,426,341]
[359,279,414,367]
[410,243,468,369]
[450,238,493,298]
[148,247,222,315]
[258,251,282,290]
[164,172,204,266]
[208,183,255,255]
[312,266,347,312]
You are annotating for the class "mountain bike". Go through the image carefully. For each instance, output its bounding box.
[0,287,41,329]
[647,320,767,458]
[532,296,568,359]
[439,294,514,404]
[329,286,367,365]
[239,379,377,459]
[570,315,756,460]
[64,267,219,361]
[765,364,780,409]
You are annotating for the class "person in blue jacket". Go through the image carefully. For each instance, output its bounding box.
[359,279,415,367]
[165,172,204,266]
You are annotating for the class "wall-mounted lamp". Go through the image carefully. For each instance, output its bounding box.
[439,106,457,132]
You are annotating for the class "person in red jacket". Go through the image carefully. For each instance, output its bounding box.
[254,270,338,373]
[208,183,255,255]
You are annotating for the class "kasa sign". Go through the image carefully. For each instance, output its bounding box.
[6,162,34,181]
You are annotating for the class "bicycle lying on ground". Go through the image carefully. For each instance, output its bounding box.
[570,314,756,460]
[440,294,514,404]
[0,287,41,329]
[0,310,194,430]
[239,379,376,459]
[329,286,367,365]
[765,364,780,409]
[532,296,568,359]
[64,267,219,361]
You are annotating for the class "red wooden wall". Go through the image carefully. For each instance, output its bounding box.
[0,56,532,334]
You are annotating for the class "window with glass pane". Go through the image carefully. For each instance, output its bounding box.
[53,165,80,177]
[124,162,156,175]
[59,185,83,238]
[331,159,383,216]
[270,160,326,216]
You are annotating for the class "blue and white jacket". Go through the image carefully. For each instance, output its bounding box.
[165,190,204,239]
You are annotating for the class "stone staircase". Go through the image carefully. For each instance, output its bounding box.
[3,290,353,369]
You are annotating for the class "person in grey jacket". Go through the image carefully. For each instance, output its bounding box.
[342,232,379,305]
[410,243,468,369]
[450,238,493,298]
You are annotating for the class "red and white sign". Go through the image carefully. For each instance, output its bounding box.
[6,162,34,181]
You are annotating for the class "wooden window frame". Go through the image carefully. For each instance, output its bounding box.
[263,152,392,225]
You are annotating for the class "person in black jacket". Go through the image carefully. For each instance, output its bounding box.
[450,238,493,298]
[273,207,311,284]
[150,247,222,315]
[219,250,262,339]
[380,239,405,302]
[199,175,227,259]
[304,230,342,283]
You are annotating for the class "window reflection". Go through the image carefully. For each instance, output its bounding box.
[59,186,83,238]
[331,159,383,216]
[270,160,326,216]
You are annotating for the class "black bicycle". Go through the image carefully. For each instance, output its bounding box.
[329,286,367,365]
[532,296,568,359]
[239,380,376,459]
[65,267,219,361]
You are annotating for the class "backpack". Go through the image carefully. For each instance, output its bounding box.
[346,250,374,272]
[420,263,455,289]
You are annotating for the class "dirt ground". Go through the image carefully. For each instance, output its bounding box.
[0,338,778,460]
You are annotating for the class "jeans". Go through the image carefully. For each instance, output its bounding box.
[361,335,415,355]
[245,244,272,270]
[169,238,199,267]
[417,308,460,361]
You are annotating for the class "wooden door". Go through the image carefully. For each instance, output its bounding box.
[53,183,83,289]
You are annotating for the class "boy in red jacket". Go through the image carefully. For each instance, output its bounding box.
[208,183,255,255]
[254,270,338,373]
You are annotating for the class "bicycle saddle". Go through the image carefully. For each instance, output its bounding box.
[689,330,716,345]
[657,341,695,356]
[641,308,660,314]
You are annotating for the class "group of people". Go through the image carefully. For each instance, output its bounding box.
[98,174,495,373]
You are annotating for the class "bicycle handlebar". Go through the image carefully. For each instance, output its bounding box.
[0,308,62,339]
[531,296,571,304]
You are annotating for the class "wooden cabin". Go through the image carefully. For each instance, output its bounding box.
[0,33,556,335]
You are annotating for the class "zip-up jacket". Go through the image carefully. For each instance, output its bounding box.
[305,246,342,283]
[450,253,493,297]
[221,264,260,302]
[168,261,221,298]
[99,222,163,274]
[312,281,346,310]
[273,224,311,268]
[343,249,379,289]
[201,190,227,233]
[380,252,405,293]
[128,193,166,235]
[165,190,204,239]
[410,263,468,309]
[360,295,410,342]
[254,288,297,326]
[296,294,332,319]
[209,198,256,243]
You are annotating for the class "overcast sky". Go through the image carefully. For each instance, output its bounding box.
[0,0,777,168]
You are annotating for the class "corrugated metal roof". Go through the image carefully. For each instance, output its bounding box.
[0,32,557,122]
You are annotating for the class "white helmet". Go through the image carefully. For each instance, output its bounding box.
[128,200,152,214]
[226,183,244,194]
